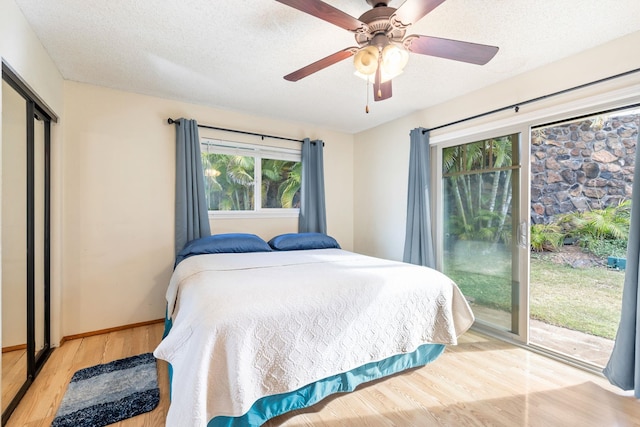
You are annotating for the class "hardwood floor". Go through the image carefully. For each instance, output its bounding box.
[2,349,26,413]
[5,323,640,427]
[5,323,169,427]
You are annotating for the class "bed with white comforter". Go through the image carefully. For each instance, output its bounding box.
[154,247,474,427]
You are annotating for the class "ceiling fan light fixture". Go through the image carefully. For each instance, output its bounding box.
[381,43,409,77]
[353,45,380,75]
[353,68,399,84]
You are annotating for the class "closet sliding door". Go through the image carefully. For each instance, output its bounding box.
[2,63,55,426]
[1,79,29,421]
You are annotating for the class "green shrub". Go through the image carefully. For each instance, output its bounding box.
[580,237,628,259]
[530,223,564,252]
[576,200,630,241]
[530,201,632,256]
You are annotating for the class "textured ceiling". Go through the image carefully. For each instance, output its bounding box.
[13,0,640,133]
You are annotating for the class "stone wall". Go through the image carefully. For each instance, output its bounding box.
[531,113,638,224]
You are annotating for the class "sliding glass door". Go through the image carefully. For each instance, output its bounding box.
[528,107,638,367]
[433,104,636,357]
[436,132,526,336]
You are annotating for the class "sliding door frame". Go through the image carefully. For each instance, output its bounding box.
[433,124,530,342]
[2,61,57,426]
[429,82,640,350]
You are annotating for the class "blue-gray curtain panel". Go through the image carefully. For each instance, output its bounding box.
[299,138,327,234]
[403,128,436,268]
[604,131,640,395]
[174,118,211,255]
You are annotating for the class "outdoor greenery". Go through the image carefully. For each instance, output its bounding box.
[202,153,255,210]
[261,159,301,208]
[530,256,623,339]
[530,223,564,252]
[532,200,631,258]
[443,135,515,245]
[448,253,624,339]
[201,152,301,210]
[441,126,631,343]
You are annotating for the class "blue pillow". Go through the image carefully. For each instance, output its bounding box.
[268,232,341,251]
[175,233,272,267]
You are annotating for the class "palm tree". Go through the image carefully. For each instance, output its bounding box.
[278,161,301,208]
[443,136,515,244]
[203,153,254,210]
[262,159,301,208]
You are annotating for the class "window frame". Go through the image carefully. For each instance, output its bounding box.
[201,138,301,219]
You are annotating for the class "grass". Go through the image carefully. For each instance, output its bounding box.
[445,246,624,340]
[530,256,624,339]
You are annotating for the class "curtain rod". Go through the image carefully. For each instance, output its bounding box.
[167,118,304,143]
[423,66,640,134]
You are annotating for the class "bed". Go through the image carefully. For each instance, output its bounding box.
[153,233,474,427]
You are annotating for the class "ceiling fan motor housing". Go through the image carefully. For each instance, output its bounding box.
[355,6,407,47]
[366,0,390,6]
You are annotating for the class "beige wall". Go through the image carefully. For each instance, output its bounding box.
[61,81,354,336]
[353,30,640,261]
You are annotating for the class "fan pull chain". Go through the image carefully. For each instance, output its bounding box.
[376,52,383,99]
[365,78,370,114]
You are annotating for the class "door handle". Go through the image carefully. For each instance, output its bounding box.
[518,221,528,248]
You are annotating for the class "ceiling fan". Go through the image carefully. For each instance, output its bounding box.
[276,0,499,103]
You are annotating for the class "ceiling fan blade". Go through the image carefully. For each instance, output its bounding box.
[405,35,499,65]
[374,80,392,102]
[276,0,368,32]
[392,0,447,27]
[284,48,357,82]
[373,66,392,101]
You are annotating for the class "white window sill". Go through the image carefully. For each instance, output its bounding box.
[209,209,300,220]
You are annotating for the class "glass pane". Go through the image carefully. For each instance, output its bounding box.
[529,108,639,366]
[442,135,518,332]
[443,136,513,175]
[2,80,28,413]
[202,153,254,210]
[261,159,301,208]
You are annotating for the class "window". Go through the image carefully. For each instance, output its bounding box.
[200,138,301,216]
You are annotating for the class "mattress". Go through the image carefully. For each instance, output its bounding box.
[154,248,474,426]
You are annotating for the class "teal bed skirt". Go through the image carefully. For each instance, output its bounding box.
[162,311,445,427]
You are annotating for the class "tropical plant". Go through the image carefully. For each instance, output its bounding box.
[576,200,631,241]
[537,199,631,256]
[262,159,301,208]
[277,161,301,208]
[443,136,514,244]
[530,223,564,252]
[202,153,254,210]
[572,200,631,257]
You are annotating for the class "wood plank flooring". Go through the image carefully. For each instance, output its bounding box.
[2,349,26,413]
[5,323,169,427]
[5,323,640,427]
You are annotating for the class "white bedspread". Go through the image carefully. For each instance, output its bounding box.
[153,249,474,426]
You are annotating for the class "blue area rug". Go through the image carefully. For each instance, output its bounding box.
[51,353,159,427]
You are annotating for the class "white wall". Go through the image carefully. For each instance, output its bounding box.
[0,0,65,346]
[353,30,640,261]
[61,81,354,336]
